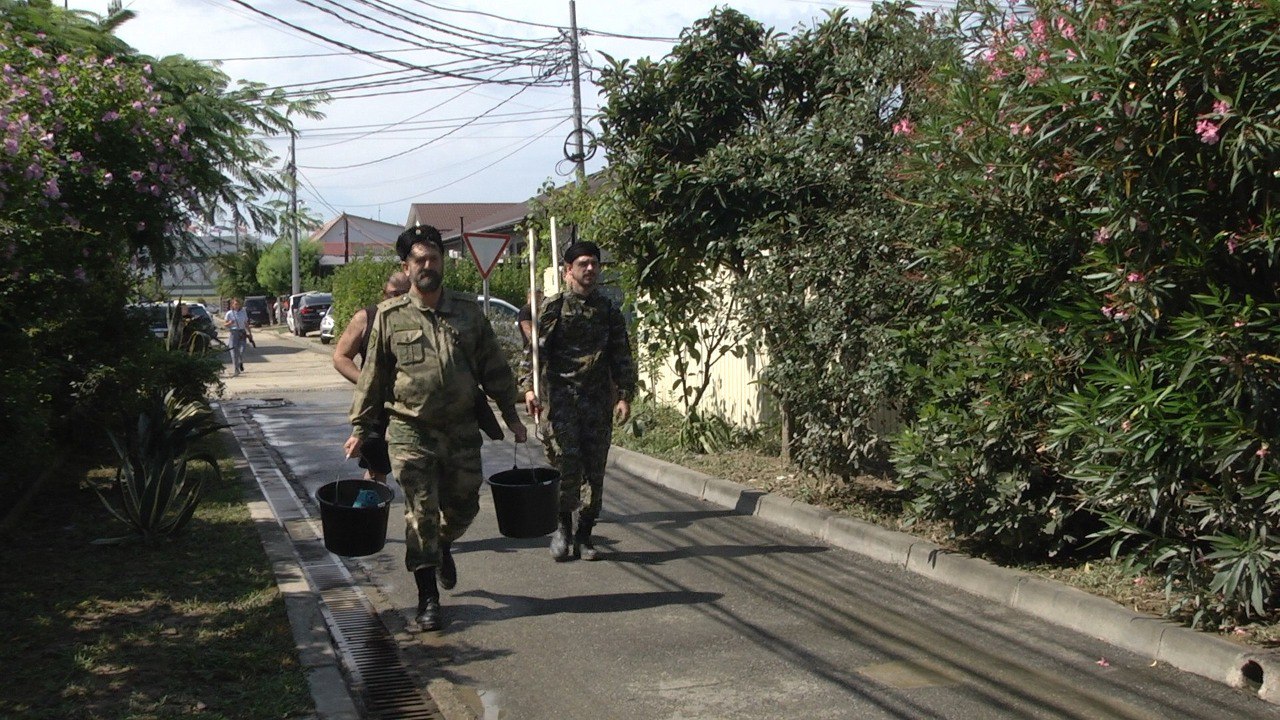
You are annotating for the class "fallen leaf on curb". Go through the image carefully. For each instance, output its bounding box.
[1096,658,1110,667]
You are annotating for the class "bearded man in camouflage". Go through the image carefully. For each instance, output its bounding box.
[345,225,527,632]
[524,241,637,562]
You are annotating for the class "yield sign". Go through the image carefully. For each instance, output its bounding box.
[462,232,510,279]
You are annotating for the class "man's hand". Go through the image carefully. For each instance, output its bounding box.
[343,435,363,460]
[506,416,528,443]
[614,399,631,425]
[524,390,541,419]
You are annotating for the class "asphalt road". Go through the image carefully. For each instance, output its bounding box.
[227,331,1276,719]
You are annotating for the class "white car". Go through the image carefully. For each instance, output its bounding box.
[319,308,335,344]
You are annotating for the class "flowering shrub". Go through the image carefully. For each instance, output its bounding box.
[899,0,1280,623]
[0,4,313,505]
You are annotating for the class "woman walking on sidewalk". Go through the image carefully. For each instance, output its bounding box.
[223,297,254,376]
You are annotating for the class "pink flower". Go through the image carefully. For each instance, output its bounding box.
[1212,99,1231,116]
[982,48,998,63]
[1257,445,1270,458]
[990,67,1008,80]
[128,170,143,182]
[1013,45,1028,60]
[1031,19,1047,44]
[1196,119,1221,144]
[892,117,915,136]
[1233,320,1246,328]
[1026,66,1046,85]
[1065,49,1077,61]
[1055,17,1077,40]
[1126,272,1144,283]
[1226,235,1239,253]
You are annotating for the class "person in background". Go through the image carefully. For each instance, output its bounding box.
[523,241,637,562]
[517,287,543,349]
[223,297,253,376]
[344,225,527,632]
[333,270,411,483]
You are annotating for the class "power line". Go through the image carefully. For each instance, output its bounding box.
[298,83,535,170]
[336,117,571,208]
[223,0,565,87]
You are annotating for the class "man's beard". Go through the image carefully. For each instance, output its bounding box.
[414,269,442,293]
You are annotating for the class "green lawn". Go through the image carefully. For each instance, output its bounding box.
[0,437,313,720]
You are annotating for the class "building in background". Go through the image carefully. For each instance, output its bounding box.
[312,213,403,267]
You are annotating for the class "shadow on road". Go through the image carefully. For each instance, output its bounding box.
[445,588,723,629]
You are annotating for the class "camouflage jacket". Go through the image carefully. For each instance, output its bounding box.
[350,289,520,443]
[521,289,637,402]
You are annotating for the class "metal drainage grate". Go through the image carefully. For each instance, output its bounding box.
[306,563,443,720]
[221,401,443,720]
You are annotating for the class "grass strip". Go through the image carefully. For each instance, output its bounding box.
[0,434,313,720]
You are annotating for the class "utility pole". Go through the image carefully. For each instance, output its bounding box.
[289,131,300,295]
[343,214,349,264]
[569,0,586,182]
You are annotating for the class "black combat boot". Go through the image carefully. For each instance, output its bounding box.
[573,518,598,561]
[439,541,457,590]
[413,567,442,632]
[550,512,574,561]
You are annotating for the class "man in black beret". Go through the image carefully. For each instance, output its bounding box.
[523,239,637,561]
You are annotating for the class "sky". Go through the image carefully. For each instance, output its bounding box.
[60,0,948,225]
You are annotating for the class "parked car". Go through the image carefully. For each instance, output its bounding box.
[473,295,520,321]
[293,292,332,336]
[125,302,172,339]
[243,295,270,327]
[319,308,335,344]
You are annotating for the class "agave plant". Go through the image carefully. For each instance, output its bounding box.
[95,389,226,544]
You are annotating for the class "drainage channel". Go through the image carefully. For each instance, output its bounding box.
[222,401,443,720]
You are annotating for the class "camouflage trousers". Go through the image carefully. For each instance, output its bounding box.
[388,431,483,573]
[545,389,614,521]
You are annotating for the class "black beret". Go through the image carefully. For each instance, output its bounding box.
[563,241,601,264]
[395,225,444,260]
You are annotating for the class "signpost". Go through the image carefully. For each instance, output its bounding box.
[462,232,511,311]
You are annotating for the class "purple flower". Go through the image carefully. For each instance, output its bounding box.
[42,177,59,199]
[2,138,16,155]
[128,170,143,182]
[23,162,42,180]
[101,110,119,122]
[73,266,86,282]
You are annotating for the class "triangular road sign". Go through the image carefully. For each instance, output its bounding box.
[462,232,511,279]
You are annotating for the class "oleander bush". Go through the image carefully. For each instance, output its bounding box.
[897,0,1280,624]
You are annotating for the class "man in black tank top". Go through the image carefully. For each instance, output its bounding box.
[333,270,410,481]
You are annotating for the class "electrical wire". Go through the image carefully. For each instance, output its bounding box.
[298,82,535,170]
[335,117,571,208]
[223,0,564,87]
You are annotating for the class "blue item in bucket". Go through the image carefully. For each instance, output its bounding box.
[351,488,383,508]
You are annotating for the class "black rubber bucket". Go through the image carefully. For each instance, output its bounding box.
[316,479,395,557]
[487,467,560,538]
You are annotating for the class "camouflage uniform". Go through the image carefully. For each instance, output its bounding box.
[523,289,637,522]
[351,289,521,572]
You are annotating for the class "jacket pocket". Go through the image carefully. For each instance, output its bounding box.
[393,329,425,365]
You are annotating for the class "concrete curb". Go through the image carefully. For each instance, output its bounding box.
[608,445,1280,705]
[219,409,363,720]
